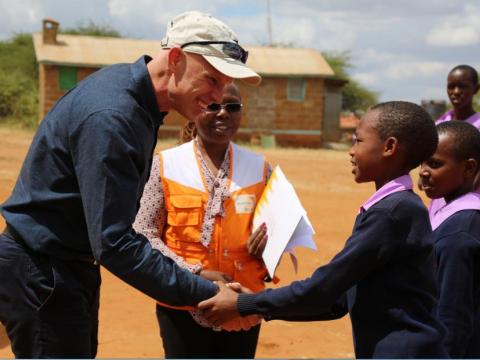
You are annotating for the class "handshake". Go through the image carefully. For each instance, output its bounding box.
[193,224,268,331]
[196,281,262,332]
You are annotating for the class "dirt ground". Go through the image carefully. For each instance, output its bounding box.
[0,125,398,358]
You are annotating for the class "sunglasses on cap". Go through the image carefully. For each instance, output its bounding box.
[205,102,243,113]
[181,41,249,64]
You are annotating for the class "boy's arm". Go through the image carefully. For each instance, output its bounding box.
[268,294,348,321]
[436,232,478,358]
[200,209,397,323]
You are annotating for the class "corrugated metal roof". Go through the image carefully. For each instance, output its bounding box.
[246,46,334,77]
[32,33,334,77]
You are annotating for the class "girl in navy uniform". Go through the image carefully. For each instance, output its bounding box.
[420,121,480,358]
[200,101,447,359]
[428,65,480,217]
[436,65,479,127]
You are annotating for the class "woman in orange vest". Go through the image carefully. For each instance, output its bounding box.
[134,83,272,358]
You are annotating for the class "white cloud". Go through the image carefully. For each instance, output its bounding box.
[385,61,449,80]
[352,72,379,86]
[272,16,316,47]
[0,0,41,37]
[426,3,480,46]
[427,24,479,47]
[421,86,447,101]
[225,14,269,45]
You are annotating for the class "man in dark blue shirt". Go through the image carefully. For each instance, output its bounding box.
[0,11,260,358]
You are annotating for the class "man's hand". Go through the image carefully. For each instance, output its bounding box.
[247,223,268,259]
[198,282,241,326]
[199,270,233,283]
[225,282,253,294]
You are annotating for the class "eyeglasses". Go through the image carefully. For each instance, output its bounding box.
[205,102,243,113]
[181,41,249,64]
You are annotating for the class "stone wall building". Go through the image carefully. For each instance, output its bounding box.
[33,19,345,147]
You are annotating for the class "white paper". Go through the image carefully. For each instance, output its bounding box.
[253,166,317,278]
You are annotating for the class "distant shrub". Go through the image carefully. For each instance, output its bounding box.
[0,33,38,127]
[0,23,123,128]
[62,21,122,37]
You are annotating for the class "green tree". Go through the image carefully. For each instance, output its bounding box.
[0,33,38,126]
[323,51,379,112]
[0,23,123,127]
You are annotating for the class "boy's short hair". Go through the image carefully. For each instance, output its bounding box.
[437,121,480,165]
[449,64,478,85]
[370,101,438,169]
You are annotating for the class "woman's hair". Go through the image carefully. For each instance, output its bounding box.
[370,101,438,169]
[449,64,479,85]
[179,120,197,144]
[437,121,480,164]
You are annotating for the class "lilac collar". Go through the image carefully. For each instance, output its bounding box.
[432,111,480,212]
[360,175,413,212]
[436,110,480,129]
[429,192,480,230]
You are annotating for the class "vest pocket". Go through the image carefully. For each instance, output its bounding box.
[167,211,200,226]
[167,195,202,227]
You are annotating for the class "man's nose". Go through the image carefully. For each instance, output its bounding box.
[348,146,355,157]
[419,166,429,177]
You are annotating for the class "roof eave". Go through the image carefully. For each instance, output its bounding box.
[37,60,107,68]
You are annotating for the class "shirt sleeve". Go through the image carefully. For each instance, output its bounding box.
[69,110,217,306]
[238,209,398,319]
[133,155,202,274]
[435,231,478,358]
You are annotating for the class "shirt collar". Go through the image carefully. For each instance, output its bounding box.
[436,110,480,129]
[131,55,167,127]
[360,174,413,212]
[429,192,480,230]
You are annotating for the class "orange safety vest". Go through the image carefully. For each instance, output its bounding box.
[158,140,269,310]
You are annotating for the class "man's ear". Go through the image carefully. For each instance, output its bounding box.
[167,47,185,74]
[473,83,480,96]
[464,158,478,178]
[383,137,399,157]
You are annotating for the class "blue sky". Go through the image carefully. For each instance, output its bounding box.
[1,0,479,104]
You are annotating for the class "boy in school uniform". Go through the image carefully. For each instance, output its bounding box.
[199,101,447,358]
[436,64,480,127]
[427,65,480,216]
[420,121,480,358]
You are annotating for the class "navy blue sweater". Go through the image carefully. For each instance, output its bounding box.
[433,209,480,358]
[1,56,217,306]
[238,190,446,358]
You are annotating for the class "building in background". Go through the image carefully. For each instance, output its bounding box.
[33,19,345,147]
[421,99,447,121]
[339,112,360,143]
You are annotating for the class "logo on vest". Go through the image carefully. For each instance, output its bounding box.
[233,194,256,214]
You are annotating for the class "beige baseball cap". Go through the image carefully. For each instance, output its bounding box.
[161,11,261,85]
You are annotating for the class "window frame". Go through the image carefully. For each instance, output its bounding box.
[287,77,306,102]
